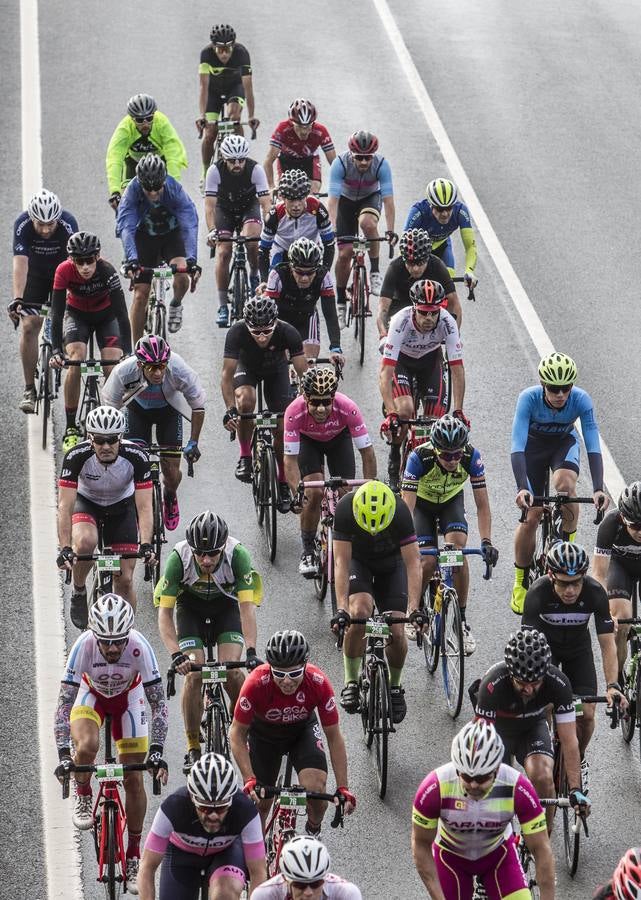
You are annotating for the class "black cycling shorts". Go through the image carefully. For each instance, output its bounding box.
[62,310,122,350]
[348,554,408,613]
[498,719,553,766]
[233,363,290,413]
[606,557,640,601]
[249,715,327,786]
[336,192,382,241]
[413,493,468,544]
[215,200,262,234]
[393,352,448,418]
[125,401,183,451]
[23,271,53,312]
[206,85,245,116]
[72,494,138,551]
[550,648,597,697]
[176,598,243,651]
[134,228,186,283]
[278,154,322,183]
[298,429,355,479]
[524,433,580,497]
[159,840,247,899]
[279,310,320,345]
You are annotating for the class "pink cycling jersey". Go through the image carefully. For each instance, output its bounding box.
[283,392,372,456]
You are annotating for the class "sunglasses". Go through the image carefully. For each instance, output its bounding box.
[248,326,275,336]
[133,115,154,124]
[143,362,168,372]
[551,574,584,588]
[458,770,495,786]
[436,449,463,462]
[352,154,373,161]
[414,307,440,317]
[307,397,332,408]
[98,637,128,647]
[74,256,97,266]
[292,267,317,276]
[194,800,232,814]
[291,879,324,890]
[194,549,223,560]
[623,518,641,531]
[142,182,164,192]
[544,384,573,395]
[91,434,120,446]
[271,665,305,680]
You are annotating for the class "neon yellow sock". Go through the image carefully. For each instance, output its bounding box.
[343,655,361,684]
[389,666,403,687]
[513,564,528,586]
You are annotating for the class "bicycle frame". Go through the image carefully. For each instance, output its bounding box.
[36,301,60,450]
[64,332,103,433]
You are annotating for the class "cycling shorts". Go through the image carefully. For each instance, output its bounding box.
[348,554,408,613]
[62,309,122,351]
[72,493,138,552]
[550,647,597,697]
[70,675,148,754]
[606,557,640,601]
[524,433,580,497]
[23,272,53,312]
[277,154,322,183]
[249,715,327,786]
[393,352,448,419]
[206,87,246,120]
[215,200,261,234]
[159,841,247,899]
[414,493,468,543]
[430,236,455,271]
[498,719,553,766]
[176,598,243,651]
[299,429,355,479]
[125,401,183,452]
[279,310,320,346]
[336,192,382,242]
[134,228,186,283]
[433,835,529,900]
[233,363,290,413]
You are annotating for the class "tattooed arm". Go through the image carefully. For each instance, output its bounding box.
[54,682,79,752]
[144,680,169,748]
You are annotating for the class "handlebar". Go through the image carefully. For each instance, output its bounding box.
[214,235,261,244]
[418,544,493,581]
[452,275,476,302]
[60,760,162,798]
[302,478,367,490]
[166,660,249,697]
[256,784,345,828]
[334,615,423,650]
[518,494,605,525]
[336,234,395,259]
[64,551,153,584]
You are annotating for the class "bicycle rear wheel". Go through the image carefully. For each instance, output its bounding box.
[206,696,231,758]
[422,585,440,674]
[441,588,464,718]
[232,267,249,323]
[360,664,372,747]
[313,526,328,601]
[372,664,390,798]
[357,274,367,366]
[620,655,637,743]
[39,344,53,450]
[152,482,164,584]
[105,805,123,899]
[260,447,278,562]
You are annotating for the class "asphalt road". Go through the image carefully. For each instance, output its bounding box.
[4,1,641,897]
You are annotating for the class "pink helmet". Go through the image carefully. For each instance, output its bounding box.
[135,334,171,365]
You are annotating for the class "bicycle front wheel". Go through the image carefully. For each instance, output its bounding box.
[206,695,231,758]
[152,482,164,583]
[620,658,636,743]
[260,447,279,562]
[232,267,249,323]
[560,764,581,876]
[106,804,122,899]
[423,585,440,674]
[357,272,367,366]
[313,528,328,601]
[441,589,464,718]
[372,664,390,798]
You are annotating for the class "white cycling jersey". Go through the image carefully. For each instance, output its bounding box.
[62,628,161,697]
[382,306,463,364]
[252,873,362,899]
[102,351,206,421]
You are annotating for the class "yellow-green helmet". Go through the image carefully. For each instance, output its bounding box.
[537,352,577,386]
[426,178,458,209]
[352,481,396,535]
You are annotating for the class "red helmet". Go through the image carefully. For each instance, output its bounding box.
[409,279,446,310]
[613,848,641,899]
[348,130,378,156]
[288,98,316,126]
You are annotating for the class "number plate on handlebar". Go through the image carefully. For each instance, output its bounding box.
[152,266,174,278]
[413,426,430,439]
[256,414,278,429]
[80,362,102,377]
[279,790,307,809]
[97,555,122,573]
[201,666,227,683]
[96,764,124,782]
[438,550,464,567]
[365,621,390,637]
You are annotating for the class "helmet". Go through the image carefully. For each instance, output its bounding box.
[352,480,396,535]
[85,405,126,436]
[280,836,330,883]
[136,153,167,191]
[504,628,552,682]
[430,414,469,451]
[399,228,432,263]
[288,98,317,126]
[348,130,379,155]
[88,593,134,640]
[409,279,446,310]
[426,178,458,208]
[135,334,171,365]
[265,630,310,668]
[288,236,322,269]
[301,367,338,398]
[28,189,61,224]
[220,135,250,160]
[278,168,310,200]
[210,23,236,43]
[244,296,278,327]
[67,231,100,257]
[451,720,504,778]
[537,352,577,386]
[546,541,589,576]
[613,848,641,900]
[126,93,157,119]
[187,752,238,805]
[619,482,641,523]
[186,510,229,554]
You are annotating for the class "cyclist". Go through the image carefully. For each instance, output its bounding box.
[405,177,478,289]
[473,628,589,831]
[49,231,131,452]
[137,752,266,899]
[510,352,608,614]
[106,93,188,210]
[593,482,641,678]
[283,366,377,576]
[522,541,624,789]
[221,296,308,508]
[258,169,335,281]
[376,227,461,336]
[265,237,343,363]
[9,189,78,414]
[205,134,272,326]
[401,414,498,656]
[102,334,205,531]
[412,719,554,900]
[379,279,466,490]
[327,130,397,308]
[593,846,641,899]
[263,99,336,195]
[330,480,422,724]
[154,510,262,772]
[56,405,155,627]
[252,836,362,899]
[117,153,201,341]
[197,24,258,182]
[229,629,356,833]
[53,594,168,892]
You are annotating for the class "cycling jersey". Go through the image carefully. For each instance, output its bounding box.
[382,307,463,366]
[595,510,641,575]
[522,575,613,654]
[105,112,188,195]
[269,120,334,160]
[224,320,304,374]
[266,262,340,348]
[284,392,371,455]
[328,153,393,202]
[205,158,270,217]
[102,352,206,421]
[333,490,417,564]
[199,43,251,101]
[13,210,78,275]
[402,441,485,504]
[116,175,199,262]
[234,663,339,730]
[260,198,335,256]
[154,539,262,608]
[412,762,545,861]
[380,255,455,319]
[475,662,576,729]
[59,440,151,505]
[404,199,477,272]
[63,628,161,697]
[253,873,362,899]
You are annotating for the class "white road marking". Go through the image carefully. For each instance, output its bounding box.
[21,0,84,895]
[371,0,626,501]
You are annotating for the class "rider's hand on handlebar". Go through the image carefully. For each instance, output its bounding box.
[569,789,591,816]
[146,745,169,785]
[408,608,427,634]
[54,750,73,784]
[171,650,192,675]
[452,409,470,428]
[335,785,356,814]
[593,490,609,512]
[207,228,218,248]
[49,350,65,369]
[248,117,260,131]
[481,539,499,567]
[56,545,75,570]
[607,684,628,711]
[108,192,121,211]
[7,299,22,326]
[330,609,351,634]
[195,116,207,136]
[246,647,263,671]
[139,542,156,566]
[379,412,400,443]
[243,776,259,802]
[329,349,345,369]
[186,258,202,287]
[223,406,239,432]
[516,489,533,511]
[464,270,478,290]
[122,259,140,279]
[183,440,201,463]
[385,230,399,247]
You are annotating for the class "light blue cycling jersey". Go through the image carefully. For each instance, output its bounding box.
[328,152,393,201]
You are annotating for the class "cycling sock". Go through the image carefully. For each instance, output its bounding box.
[369,257,380,274]
[343,655,361,684]
[563,530,577,542]
[301,530,316,553]
[76,781,92,796]
[336,286,347,303]
[65,408,77,429]
[389,666,403,687]
[72,584,87,595]
[218,290,229,306]
[459,607,467,623]
[25,382,35,391]
[126,831,142,858]
[238,440,251,457]
[169,297,181,308]
[186,731,201,752]
[513,563,530,587]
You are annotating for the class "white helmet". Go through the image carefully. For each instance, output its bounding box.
[188,752,238,804]
[85,405,126,436]
[280,836,330,883]
[220,135,250,160]
[28,189,61,224]
[88,593,134,640]
[451,720,504,778]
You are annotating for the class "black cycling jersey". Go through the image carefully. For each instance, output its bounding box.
[595,509,641,575]
[475,662,576,730]
[522,575,613,655]
[13,210,78,276]
[200,43,251,102]
[333,490,417,568]
[269,262,340,348]
[214,158,267,215]
[380,255,455,319]
[223,319,304,374]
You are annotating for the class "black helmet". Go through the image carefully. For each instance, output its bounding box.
[67,231,100,257]
[301,367,338,398]
[430,414,469,451]
[265,630,310,668]
[619,482,641,523]
[546,541,589,577]
[278,169,310,200]
[186,510,228,554]
[504,629,551,682]
[210,24,236,43]
[127,94,157,119]
[288,237,322,269]
[244,296,278,328]
[136,153,167,190]
[399,228,432,263]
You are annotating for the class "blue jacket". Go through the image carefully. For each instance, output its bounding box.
[116,175,199,262]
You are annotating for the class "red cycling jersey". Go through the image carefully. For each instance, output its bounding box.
[53,258,122,314]
[269,120,334,159]
[233,663,339,728]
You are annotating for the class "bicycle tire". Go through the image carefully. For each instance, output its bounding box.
[560,761,581,876]
[206,696,231,758]
[252,442,265,527]
[441,588,464,718]
[621,655,637,743]
[440,345,451,413]
[106,804,121,900]
[232,266,249,323]
[39,343,52,450]
[329,581,338,617]
[261,447,278,562]
[152,482,164,583]
[532,513,549,580]
[358,272,366,366]
[154,301,167,342]
[360,663,372,747]
[373,663,389,798]
[635,662,641,759]
[313,527,328,601]
[423,585,440,674]
[518,837,540,898]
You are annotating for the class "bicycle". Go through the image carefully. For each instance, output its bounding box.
[339,234,393,366]
[617,604,641,751]
[59,714,161,899]
[337,614,421,798]
[34,302,60,449]
[213,234,260,327]
[62,331,104,435]
[197,115,258,164]
[452,274,477,302]
[393,415,438,491]
[419,544,493,718]
[131,263,197,340]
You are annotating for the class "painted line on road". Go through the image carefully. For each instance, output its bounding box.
[21,0,85,896]
[372,0,626,501]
